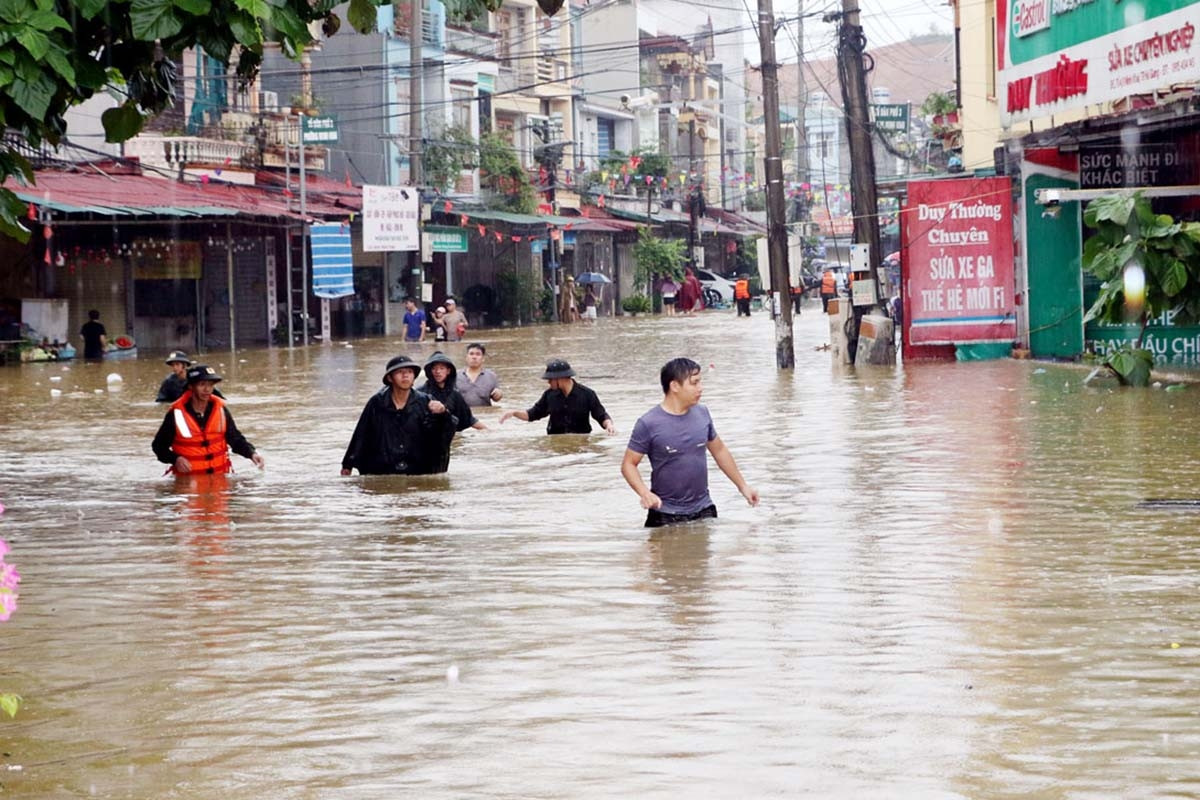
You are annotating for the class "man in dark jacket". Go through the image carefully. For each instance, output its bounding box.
[155,351,192,402]
[500,359,616,435]
[340,355,457,475]
[418,351,488,473]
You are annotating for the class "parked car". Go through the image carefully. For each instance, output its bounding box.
[694,267,737,306]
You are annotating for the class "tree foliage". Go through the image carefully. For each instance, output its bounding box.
[423,124,477,194]
[0,0,393,242]
[478,132,534,214]
[1082,193,1200,385]
[632,226,685,286]
[919,90,956,118]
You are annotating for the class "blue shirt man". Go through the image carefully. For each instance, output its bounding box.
[402,298,426,343]
[621,357,759,527]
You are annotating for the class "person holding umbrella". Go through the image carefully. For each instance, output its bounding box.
[575,271,611,321]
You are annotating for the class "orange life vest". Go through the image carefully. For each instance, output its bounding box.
[821,271,836,294]
[170,393,232,474]
[734,279,750,300]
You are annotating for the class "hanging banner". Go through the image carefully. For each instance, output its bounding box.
[310,223,355,298]
[362,185,420,252]
[903,177,1016,345]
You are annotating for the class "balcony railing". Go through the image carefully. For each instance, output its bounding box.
[124,135,252,170]
[536,57,567,85]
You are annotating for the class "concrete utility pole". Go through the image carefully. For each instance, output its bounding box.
[837,0,883,345]
[408,0,423,187]
[757,0,795,369]
[796,0,808,190]
[408,0,424,301]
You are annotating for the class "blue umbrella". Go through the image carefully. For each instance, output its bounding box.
[575,272,612,284]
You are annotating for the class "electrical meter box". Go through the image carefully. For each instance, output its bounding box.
[851,276,878,306]
[849,243,871,271]
[849,243,876,306]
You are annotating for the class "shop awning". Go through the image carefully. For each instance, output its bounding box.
[6,169,353,224]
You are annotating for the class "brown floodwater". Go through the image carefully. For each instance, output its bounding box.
[2,306,1200,798]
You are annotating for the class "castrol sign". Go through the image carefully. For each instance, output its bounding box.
[1012,0,1050,38]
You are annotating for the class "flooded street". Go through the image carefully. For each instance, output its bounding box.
[3,306,1200,798]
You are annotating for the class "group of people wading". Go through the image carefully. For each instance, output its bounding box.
[151,346,757,528]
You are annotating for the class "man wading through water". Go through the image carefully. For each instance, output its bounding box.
[341,355,457,475]
[621,357,758,527]
[500,359,616,435]
[152,364,264,475]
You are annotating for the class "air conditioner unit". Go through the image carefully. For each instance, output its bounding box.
[259,90,279,112]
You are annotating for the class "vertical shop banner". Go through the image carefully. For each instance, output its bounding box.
[904,177,1016,345]
[310,223,355,298]
[362,185,419,252]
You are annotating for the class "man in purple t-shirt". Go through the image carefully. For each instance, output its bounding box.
[621,357,759,527]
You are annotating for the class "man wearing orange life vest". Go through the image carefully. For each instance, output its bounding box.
[819,269,837,312]
[734,274,752,317]
[152,364,264,475]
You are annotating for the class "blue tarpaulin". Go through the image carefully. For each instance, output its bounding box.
[311,223,354,299]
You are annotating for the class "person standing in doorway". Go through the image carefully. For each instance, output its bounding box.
[402,297,427,343]
[442,298,467,342]
[152,364,264,475]
[80,309,107,360]
[500,359,616,435]
[734,274,751,317]
[457,343,502,407]
[621,357,758,527]
[340,355,456,475]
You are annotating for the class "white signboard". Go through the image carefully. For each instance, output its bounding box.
[998,0,1200,125]
[362,185,420,252]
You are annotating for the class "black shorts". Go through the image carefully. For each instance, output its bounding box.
[645,504,717,528]
[662,296,676,306]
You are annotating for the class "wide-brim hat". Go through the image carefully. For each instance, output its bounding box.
[186,364,223,384]
[423,351,456,380]
[382,354,421,384]
[541,359,575,380]
[165,350,192,366]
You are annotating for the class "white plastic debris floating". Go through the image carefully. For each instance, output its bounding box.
[49,376,61,382]
[50,388,62,397]
[106,373,123,384]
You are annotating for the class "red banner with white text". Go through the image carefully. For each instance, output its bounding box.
[902,177,1016,345]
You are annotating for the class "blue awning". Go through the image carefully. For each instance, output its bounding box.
[310,223,355,298]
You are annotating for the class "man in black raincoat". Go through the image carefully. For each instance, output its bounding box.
[418,351,488,473]
[340,355,457,475]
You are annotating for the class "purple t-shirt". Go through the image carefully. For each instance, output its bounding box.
[627,404,717,515]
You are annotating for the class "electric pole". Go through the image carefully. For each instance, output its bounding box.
[796,0,808,191]
[408,0,423,187]
[408,0,423,300]
[837,0,882,352]
[757,0,795,369]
